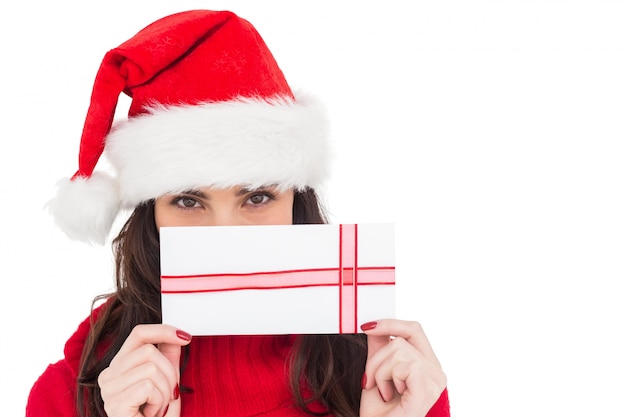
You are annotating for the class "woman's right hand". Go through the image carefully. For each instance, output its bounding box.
[97,324,193,417]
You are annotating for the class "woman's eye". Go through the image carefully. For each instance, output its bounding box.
[248,194,268,204]
[176,197,199,208]
[247,193,274,205]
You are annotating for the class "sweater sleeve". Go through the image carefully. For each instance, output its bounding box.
[426,387,450,417]
[26,359,79,417]
[26,300,114,416]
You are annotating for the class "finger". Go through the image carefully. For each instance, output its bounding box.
[375,359,442,410]
[362,336,418,394]
[157,341,183,417]
[374,367,406,403]
[100,373,166,417]
[100,325,191,416]
[361,319,441,367]
[158,342,184,381]
[370,339,417,400]
[109,343,180,385]
[116,324,192,359]
[361,321,391,361]
[99,361,173,414]
[158,331,191,416]
[360,320,392,394]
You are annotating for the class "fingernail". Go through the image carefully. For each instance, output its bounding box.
[378,388,387,402]
[176,330,192,341]
[361,373,367,389]
[360,321,377,331]
[174,383,180,400]
[163,404,169,416]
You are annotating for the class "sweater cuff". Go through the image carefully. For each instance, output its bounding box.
[426,387,450,417]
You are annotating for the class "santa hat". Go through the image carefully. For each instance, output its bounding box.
[47,10,330,245]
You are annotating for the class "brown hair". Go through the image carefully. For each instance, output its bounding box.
[76,188,367,417]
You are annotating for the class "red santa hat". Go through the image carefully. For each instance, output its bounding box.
[47,10,330,245]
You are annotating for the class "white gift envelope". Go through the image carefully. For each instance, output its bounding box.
[160,223,395,335]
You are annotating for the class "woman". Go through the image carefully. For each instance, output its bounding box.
[27,10,449,417]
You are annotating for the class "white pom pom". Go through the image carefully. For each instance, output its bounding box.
[46,172,120,245]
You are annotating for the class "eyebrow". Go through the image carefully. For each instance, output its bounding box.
[179,186,276,199]
[237,186,277,196]
[179,189,208,199]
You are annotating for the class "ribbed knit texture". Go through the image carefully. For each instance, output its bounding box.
[180,335,325,416]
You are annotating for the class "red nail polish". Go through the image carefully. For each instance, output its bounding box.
[176,330,192,341]
[163,404,169,416]
[361,373,367,389]
[174,383,180,400]
[360,321,377,331]
[378,388,387,402]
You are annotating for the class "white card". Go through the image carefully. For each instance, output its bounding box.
[160,223,395,335]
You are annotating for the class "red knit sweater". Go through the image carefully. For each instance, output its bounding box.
[26,305,450,416]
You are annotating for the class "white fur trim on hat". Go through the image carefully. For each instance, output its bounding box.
[105,91,331,209]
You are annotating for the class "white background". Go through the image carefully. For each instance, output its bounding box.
[1,1,625,416]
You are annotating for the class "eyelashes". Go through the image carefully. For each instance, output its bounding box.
[247,191,277,205]
[170,196,201,210]
[168,189,279,210]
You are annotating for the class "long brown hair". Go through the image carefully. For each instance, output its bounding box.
[76,188,367,417]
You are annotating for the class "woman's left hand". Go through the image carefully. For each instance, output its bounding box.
[359,319,447,417]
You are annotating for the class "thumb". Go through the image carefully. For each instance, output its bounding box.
[158,342,184,374]
[361,321,390,360]
[360,321,391,394]
[156,332,190,417]
[158,330,192,377]
[158,341,184,415]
